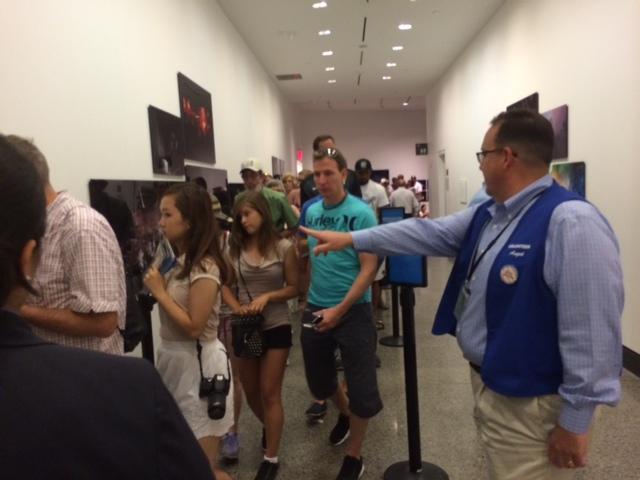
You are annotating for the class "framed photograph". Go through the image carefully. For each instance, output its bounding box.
[185,165,231,216]
[178,72,215,164]
[542,104,569,160]
[507,92,539,112]
[148,106,186,175]
[550,161,585,198]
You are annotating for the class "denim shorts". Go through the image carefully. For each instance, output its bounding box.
[300,302,383,419]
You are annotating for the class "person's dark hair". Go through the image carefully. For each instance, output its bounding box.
[312,134,335,151]
[0,135,47,305]
[490,110,554,166]
[161,183,232,284]
[229,191,279,260]
[4,135,50,185]
[313,148,347,171]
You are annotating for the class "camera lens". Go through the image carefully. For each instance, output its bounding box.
[208,393,226,420]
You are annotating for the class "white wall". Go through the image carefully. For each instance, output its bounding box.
[0,0,299,199]
[298,110,427,180]
[424,0,640,352]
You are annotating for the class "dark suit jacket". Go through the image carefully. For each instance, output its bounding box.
[0,309,213,479]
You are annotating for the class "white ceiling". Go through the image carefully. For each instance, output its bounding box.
[217,0,505,111]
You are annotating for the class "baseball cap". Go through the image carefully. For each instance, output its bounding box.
[355,158,372,172]
[240,158,262,173]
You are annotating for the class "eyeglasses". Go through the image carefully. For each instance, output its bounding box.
[476,148,502,163]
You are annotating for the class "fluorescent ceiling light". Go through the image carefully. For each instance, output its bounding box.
[398,24,412,30]
[318,30,331,36]
[328,79,336,83]
[403,102,409,106]
[392,45,404,51]
[382,76,391,80]
[322,50,334,56]
[312,1,327,8]
[386,62,397,67]
[325,66,335,71]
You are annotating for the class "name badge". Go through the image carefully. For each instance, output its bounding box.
[500,265,519,285]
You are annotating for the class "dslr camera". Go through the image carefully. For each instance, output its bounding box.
[199,374,230,420]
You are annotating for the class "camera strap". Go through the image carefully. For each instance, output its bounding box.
[196,339,231,382]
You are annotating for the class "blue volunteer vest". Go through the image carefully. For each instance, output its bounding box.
[433,182,583,397]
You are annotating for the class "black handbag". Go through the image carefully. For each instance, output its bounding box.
[230,257,265,358]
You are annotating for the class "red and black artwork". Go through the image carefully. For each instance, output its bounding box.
[148,106,186,175]
[178,72,215,164]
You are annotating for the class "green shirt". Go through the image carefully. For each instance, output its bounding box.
[234,187,298,232]
[305,194,377,307]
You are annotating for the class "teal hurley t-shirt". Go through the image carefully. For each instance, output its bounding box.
[306,194,377,308]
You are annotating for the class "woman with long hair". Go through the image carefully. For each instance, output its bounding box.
[223,191,298,480]
[143,183,234,480]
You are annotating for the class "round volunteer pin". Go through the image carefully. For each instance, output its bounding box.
[500,265,519,285]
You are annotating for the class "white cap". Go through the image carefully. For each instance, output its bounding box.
[240,158,262,173]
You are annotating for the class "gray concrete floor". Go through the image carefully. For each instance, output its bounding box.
[224,258,640,480]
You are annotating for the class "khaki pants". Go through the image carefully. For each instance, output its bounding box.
[470,368,577,480]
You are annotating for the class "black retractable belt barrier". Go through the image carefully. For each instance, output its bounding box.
[379,285,404,347]
[383,286,449,480]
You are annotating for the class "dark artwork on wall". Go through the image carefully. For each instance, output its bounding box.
[506,92,539,112]
[415,143,429,155]
[371,169,390,184]
[271,156,285,177]
[542,104,569,160]
[148,106,186,175]
[89,179,176,282]
[178,72,215,164]
[184,165,231,217]
[550,161,585,198]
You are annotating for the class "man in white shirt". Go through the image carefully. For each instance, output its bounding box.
[355,158,390,330]
[389,178,419,216]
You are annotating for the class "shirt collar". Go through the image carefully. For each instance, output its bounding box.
[488,175,552,218]
[46,190,71,215]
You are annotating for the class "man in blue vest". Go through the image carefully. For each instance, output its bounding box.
[300,110,624,480]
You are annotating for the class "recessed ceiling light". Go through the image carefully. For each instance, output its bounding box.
[398,23,412,30]
[325,66,335,71]
[386,62,397,67]
[322,50,334,56]
[392,45,404,51]
[312,1,327,8]
[403,102,409,106]
[382,76,391,80]
[318,29,331,36]
[328,79,336,84]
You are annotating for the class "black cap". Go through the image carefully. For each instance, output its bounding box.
[355,158,372,172]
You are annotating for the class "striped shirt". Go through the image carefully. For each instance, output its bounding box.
[28,192,125,354]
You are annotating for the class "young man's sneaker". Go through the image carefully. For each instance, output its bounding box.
[336,455,364,480]
[305,400,328,419]
[254,460,279,480]
[329,414,350,446]
[221,432,239,462]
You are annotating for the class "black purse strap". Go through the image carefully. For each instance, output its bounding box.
[237,256,254,302]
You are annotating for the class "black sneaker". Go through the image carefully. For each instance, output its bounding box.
[329,414,350,446]
[335,455,364,480]
[305,401,328,419]
[254,460,279,480]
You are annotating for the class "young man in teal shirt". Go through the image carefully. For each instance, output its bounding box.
[300,148,382,480]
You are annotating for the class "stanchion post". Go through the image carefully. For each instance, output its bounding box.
[380,285,404,347]
[383,286,449,480]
